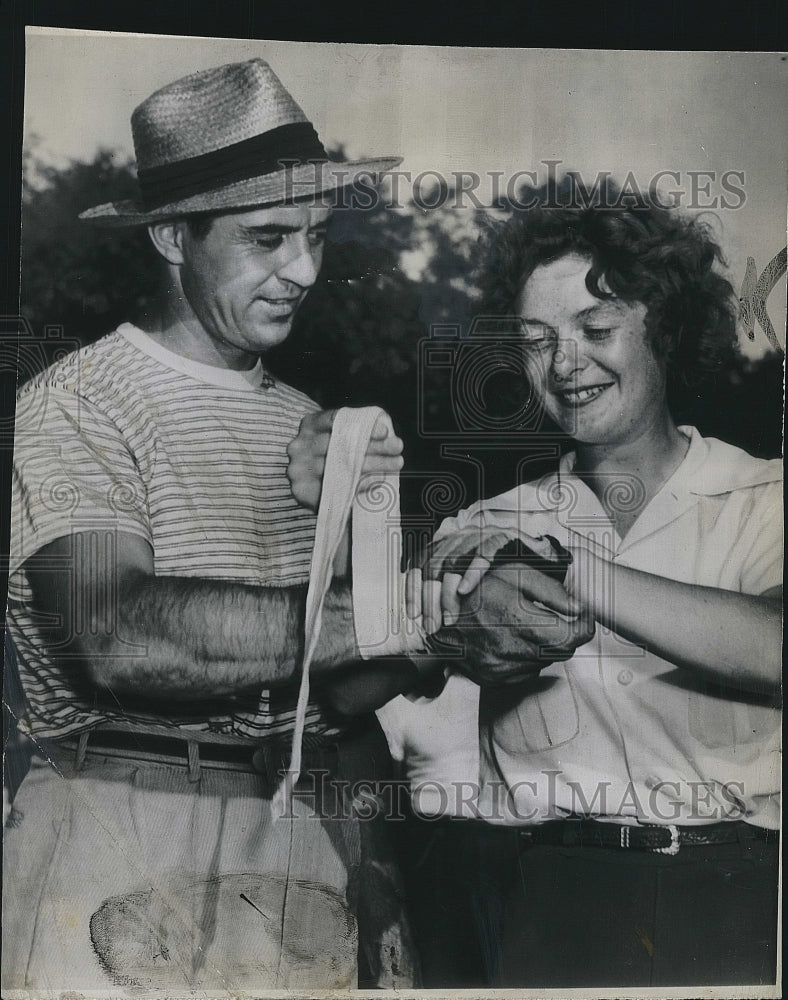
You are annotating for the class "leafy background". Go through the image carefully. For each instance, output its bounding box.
[20,147,784,520]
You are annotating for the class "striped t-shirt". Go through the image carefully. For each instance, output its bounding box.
[8,324,340,741]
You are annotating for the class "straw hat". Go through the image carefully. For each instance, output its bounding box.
[80,58,402,226]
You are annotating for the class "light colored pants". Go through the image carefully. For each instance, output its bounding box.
[3,747,363,996]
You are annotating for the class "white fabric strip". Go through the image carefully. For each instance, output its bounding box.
[274,406,424,812]
[351,425,425,661]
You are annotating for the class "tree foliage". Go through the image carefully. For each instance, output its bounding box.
[21,148,161,363]
[19,149,784,527]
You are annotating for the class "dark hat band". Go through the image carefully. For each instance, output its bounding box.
[137,121,328,209]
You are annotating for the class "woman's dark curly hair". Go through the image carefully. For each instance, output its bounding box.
[477,178,740,406]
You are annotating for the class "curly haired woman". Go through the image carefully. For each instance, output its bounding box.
[410,180,782,988]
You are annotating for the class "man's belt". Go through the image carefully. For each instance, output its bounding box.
[58,727,344,784]
[517,818,776,855]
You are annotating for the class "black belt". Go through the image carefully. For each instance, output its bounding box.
[517,818,777,855]
[58,727,343,784]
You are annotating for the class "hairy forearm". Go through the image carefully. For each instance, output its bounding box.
[568,545,782,693]
[89,574,358,698]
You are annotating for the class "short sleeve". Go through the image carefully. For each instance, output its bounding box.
[376,675,481,817]
[10,383,152,599]
[737,479,783,595]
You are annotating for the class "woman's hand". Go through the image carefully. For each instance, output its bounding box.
[420,525,582,631]
[415,527,593,685]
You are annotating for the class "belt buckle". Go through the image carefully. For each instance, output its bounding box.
[653,824,680,855]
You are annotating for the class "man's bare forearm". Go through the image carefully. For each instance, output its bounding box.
[27,534,360,700]
[90,575,358,697]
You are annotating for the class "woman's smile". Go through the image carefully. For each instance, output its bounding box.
[516,253,669,450]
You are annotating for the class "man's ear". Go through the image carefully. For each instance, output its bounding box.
[147,220,186,265]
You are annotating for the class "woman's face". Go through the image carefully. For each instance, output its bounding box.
[515,253,670,447]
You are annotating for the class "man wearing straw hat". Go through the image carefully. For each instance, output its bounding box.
[4,58,421,993]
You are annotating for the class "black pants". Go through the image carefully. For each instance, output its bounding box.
[402,817,779,989]
[400,817,518,987]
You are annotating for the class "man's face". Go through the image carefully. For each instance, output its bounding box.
[176,203,331,365]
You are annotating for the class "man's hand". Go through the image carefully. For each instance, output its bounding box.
[287,409,405,512]
[433,566,595,686]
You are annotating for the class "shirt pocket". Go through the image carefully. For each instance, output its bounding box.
[688,684,780,751]
[480,663,580,755]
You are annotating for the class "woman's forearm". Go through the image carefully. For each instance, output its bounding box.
[568,544,782,693]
